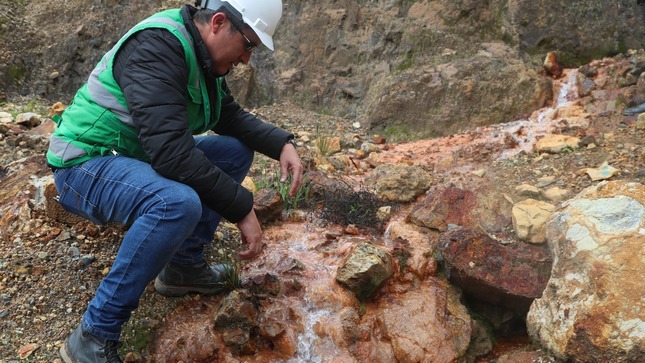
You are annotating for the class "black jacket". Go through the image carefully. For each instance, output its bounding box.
[112,5,293,223]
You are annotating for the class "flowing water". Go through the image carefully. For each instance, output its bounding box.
[496,69,579,159]
[152,70,582,362]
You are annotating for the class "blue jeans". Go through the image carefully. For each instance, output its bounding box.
[53,135,253,341]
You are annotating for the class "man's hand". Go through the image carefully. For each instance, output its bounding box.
[279,141,304,198]
[237,209,263,260]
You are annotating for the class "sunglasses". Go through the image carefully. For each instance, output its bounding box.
[229,18,258,52]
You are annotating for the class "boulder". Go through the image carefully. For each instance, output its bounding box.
[438,227,552,312]
[527,181,645,362]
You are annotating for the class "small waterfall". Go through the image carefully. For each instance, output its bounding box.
[555,70,578,107]
[497,69,579,159]
[288,305,334,363]
[282,237,349,363]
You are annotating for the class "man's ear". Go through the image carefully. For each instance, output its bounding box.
[211,12,227,34]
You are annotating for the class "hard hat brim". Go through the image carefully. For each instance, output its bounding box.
[243,18,275,51]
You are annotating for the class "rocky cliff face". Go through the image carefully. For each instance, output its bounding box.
[1,1,644,137]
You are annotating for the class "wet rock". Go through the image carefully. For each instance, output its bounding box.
[336,242,393,301]
[213,290,258,354]
[258,318,298,357]
[385,221,436,279]
[438,227,552,312]
[408,186,476,232]
[368,164,432,203]
[576,71,597,98]
[163,324,220,362]
[527,181,645,362]
[253,188,285,224]
[578,64,598,78]
[360,279,472,363]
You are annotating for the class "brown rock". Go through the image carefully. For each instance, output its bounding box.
[253,188,285,224]
[438,227,552,312]
[408,187,476,231]
[543,52,563,78]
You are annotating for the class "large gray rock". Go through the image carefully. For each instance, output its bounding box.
[363,53,552,137]
[4,0,645,137]
[506,0,645,65]
[527,181,645,362]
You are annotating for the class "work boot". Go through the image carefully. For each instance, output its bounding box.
[59,324,122,363]
[154,261,233,297]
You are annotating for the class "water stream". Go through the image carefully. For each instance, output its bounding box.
[497,69,579,159]
[151,70,583,362]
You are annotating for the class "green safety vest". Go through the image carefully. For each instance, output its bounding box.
[47,9,224,168]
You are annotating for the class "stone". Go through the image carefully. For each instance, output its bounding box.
[515,184,541,199]
[542,186,571,203]
[368,164,432,202]
[408,187,477,232]
[527,181,645,362]
[241,176,256,193]
[366,279,472,363]
[336,242,393,301]
[512,199,556,243]
[535,134,580,153]
[543,52,563,78]
[438,227,552,312]
[583,161,620,181]
[253,188,285,224]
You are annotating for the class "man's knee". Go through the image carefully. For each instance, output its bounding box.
[154,185,202,222]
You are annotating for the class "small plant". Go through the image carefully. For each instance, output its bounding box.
[254,170,311,210]
[314,123,333,157]
[215,262,242,291]
[397,49,415,72]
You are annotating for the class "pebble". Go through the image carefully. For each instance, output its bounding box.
[68,247,81,258]
[80,255,96,267]
[536,176,555,188]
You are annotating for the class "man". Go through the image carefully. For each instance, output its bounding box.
[46,1,302,362]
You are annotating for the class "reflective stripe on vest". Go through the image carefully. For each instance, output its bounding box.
[87,17,199,127]
[49,134,88,161]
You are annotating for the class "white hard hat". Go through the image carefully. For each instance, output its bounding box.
[198,0,283,51]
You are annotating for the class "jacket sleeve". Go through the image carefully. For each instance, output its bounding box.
[115,29,252,223]
[214,80,294,160]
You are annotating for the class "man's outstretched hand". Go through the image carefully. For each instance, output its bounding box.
[237,209,263,260]
[279,141,304,198]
